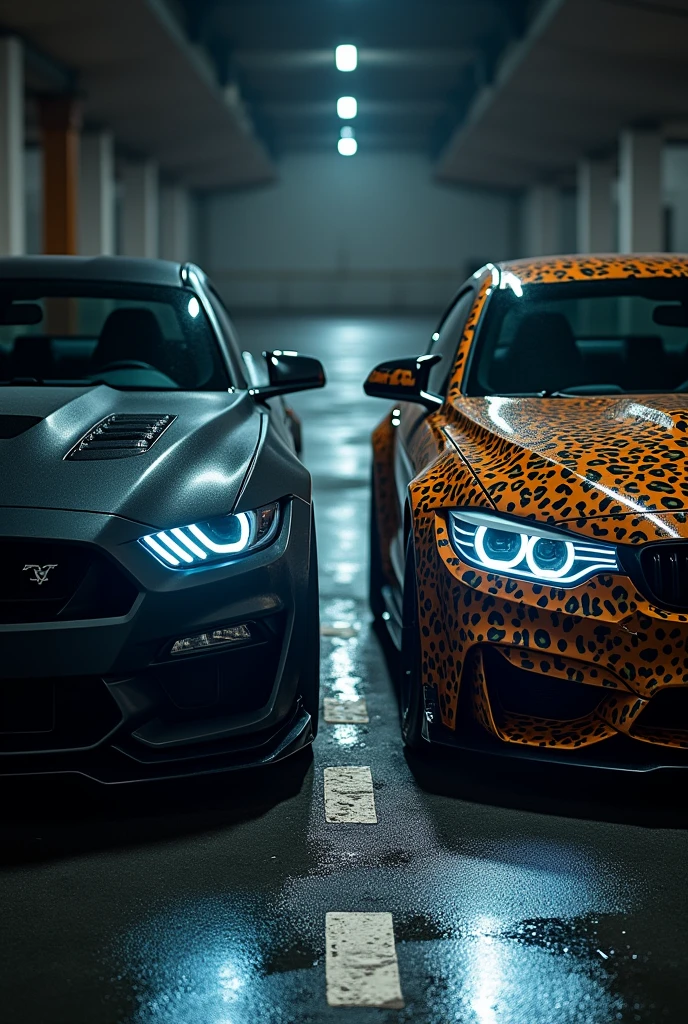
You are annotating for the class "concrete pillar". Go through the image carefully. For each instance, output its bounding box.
[39,96,81,255]
[120,159,159,258]
[523,184,559,256]
[79,131,115,255]
[618,128,662,252]
[0,37,25,255]
[159,184,190,263]
[577,157,615,253]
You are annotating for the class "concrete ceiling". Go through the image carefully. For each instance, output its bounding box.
[177,0,534,157]
[438,0,688,189]
[0,0,275,190]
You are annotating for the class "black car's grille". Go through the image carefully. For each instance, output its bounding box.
[0,676,121,753]
[66,413,175,460]
[639,543,688,611]
[0,540,138,623]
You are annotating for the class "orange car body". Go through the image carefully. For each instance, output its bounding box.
[371,255,688,767]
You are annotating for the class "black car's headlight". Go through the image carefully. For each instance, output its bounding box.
[141,503,280,569]
[447,510,619,586]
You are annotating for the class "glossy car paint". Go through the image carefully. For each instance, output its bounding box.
[0,256,321,782]
[371,254,688,765]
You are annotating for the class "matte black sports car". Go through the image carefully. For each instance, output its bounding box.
[0,257,325,782]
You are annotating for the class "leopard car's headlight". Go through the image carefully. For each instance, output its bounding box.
[448,510,619,586]
[141,503,280,569]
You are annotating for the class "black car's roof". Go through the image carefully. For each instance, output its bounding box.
[0,256,189,288]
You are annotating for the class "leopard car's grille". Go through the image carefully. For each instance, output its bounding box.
[66,413,175,460]
[639,543,688,612]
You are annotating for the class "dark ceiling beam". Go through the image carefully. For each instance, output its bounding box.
[431,0,538,160]
[258,99,449,118]
[235,47,478,72]
[492,0,531,39]
[278,132,431,149]
[0,31,77,95]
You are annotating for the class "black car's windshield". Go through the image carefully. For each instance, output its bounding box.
[0,281,230,390]
[465,278,688,397]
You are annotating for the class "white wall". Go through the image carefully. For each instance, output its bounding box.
[199,152,519,311]
[25,145,42,254]
[663,145,688,252]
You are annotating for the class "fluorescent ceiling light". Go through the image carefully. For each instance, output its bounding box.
[337,96,358,119]
[336,45,358,72]
[338,137,358,156]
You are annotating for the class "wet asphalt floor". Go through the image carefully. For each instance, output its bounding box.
[1,316,688,1023]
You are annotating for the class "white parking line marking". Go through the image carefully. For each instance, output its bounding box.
[323,698,369,724]
[324,766,377,823]
[326,912,404,1008]
[321,624,358,639]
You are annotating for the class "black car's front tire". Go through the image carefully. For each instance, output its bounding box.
[299,515,320,738]
[399,537,425,751]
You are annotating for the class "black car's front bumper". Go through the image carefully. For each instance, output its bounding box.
[0,498,315,782]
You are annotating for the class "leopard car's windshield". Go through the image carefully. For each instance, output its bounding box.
[0,282,230,390]
[465,279,688,397]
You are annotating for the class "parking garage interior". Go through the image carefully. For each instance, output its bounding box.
[2,1,688,1022]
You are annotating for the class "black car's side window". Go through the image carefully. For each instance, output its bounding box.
[427,288,475,396]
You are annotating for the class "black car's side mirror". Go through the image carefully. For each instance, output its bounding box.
[250,350,326,400]
[363,354,443,410]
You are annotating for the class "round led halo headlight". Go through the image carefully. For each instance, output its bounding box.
[188,511,251,554]
[525,535,575,580]
[474,525,527,570]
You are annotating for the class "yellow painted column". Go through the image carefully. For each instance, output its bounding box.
[39,96,82,255]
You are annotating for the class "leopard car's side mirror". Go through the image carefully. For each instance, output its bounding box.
[363,354,443,410]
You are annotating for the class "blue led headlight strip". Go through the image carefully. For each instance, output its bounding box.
[141,506,278,569]
[448,511,619,586]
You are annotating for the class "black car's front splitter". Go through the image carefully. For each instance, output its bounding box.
[0,702,314,785]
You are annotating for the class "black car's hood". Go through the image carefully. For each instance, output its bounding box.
[0,386,262,529]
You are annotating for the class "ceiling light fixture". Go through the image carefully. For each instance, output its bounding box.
[338,137,358,156]
[335,45,358,72]
[337,96,358,119]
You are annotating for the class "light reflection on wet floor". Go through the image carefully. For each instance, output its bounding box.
[0,315,686,1023]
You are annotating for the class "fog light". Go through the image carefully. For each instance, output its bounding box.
[170,624,251,655]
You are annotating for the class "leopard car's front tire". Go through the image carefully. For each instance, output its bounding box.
[400,538,426,751]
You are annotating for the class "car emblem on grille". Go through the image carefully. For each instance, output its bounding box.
[23,564,58,586]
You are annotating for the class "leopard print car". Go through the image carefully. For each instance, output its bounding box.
[367,254,688,766]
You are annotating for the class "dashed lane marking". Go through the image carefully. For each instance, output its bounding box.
[323,698,370,724]
[324,766,377,823]
[326,912,404,1008]
[321,624,358,639]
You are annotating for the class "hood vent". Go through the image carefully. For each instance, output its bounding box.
[66,414,175,461]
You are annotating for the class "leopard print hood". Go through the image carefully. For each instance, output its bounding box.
[443,394,688,526]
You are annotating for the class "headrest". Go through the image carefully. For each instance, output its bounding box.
[498,311,583,394]
[91,308,167,369]
[12,336,54,378]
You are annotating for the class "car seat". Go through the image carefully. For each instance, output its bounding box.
[493,312,585,394]
[91,308,171,376]
[11,336,55,380]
